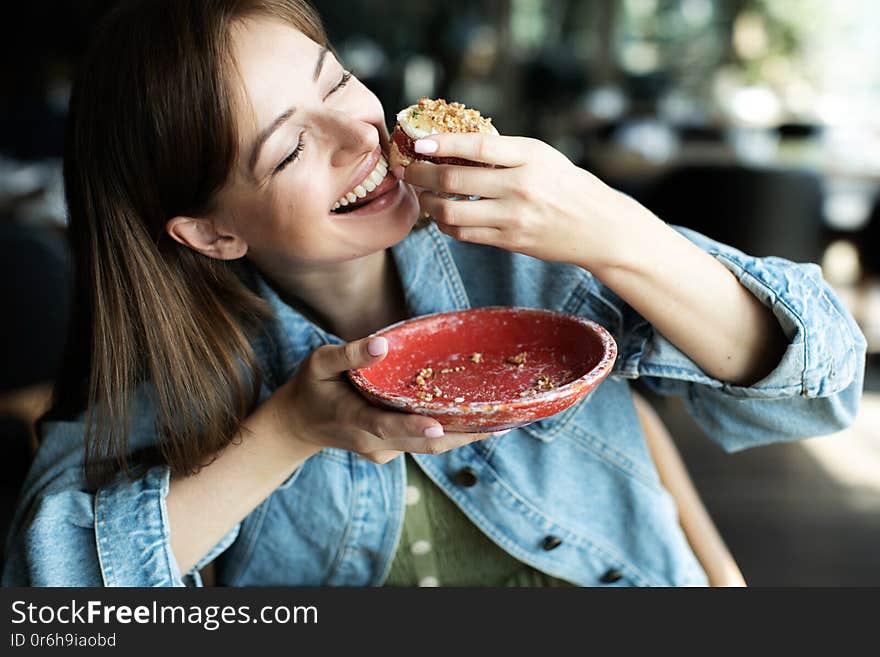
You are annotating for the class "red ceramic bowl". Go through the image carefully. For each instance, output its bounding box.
[348,306,617,432]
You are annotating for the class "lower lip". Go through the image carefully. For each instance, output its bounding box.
[330,177,404,218]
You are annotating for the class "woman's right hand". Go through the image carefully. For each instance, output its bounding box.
[272,335,503,464]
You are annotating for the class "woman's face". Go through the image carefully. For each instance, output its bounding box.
[209,16,419,267]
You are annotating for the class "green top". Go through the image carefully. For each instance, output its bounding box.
[384,455,574,587]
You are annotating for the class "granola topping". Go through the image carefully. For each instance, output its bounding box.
[403,97,496,135]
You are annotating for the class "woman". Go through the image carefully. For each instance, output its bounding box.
[2,0,865,587]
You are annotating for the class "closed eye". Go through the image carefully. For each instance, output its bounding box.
[272,71,353,177]
[325,70,352,99]
[273,132,305,175]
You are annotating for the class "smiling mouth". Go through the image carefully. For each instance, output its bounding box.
[330,151,392,214]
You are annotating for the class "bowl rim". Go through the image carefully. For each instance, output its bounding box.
[347,305,618,411]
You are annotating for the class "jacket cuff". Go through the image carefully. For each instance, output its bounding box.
[94,466,182,587]
[709,248,862,398]
[618,226,864,400]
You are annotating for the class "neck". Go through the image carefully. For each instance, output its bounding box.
[256,249,409,341]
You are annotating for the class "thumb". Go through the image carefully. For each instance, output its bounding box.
[310,336,389,379]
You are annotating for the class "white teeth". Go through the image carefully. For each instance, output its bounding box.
[331,153,392,211]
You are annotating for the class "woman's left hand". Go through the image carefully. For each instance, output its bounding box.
[397,133,650,271]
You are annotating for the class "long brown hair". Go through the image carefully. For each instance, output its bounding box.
[55,0,330,488]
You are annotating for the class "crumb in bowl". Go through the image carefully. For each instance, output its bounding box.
[410,350,568,404]
[518,374,559,397]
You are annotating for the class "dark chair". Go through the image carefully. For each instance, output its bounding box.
[856,191,880,277]
[0,220,71,546]
[640,163,826,264]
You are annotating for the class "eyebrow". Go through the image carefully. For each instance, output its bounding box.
[248,45,330,176]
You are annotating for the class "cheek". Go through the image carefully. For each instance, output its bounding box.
[230,180,309,248]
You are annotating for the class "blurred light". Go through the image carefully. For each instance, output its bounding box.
[733,11,769,60]
[859,284,880,354]
[780,78,817,118]
[823,187,873,231]
[625,0,658,17]
[680,0,713,27]
[801,393,880,497]
[510,0,548,57]
[818,125,880,177]
[0,156,44,200]
[821,239,862,286]
[728,86,782,126]
[658,91,710,125]
[620,41,660,75]
[463,25,498,77]
[0,157,66,227]
[726,126,779,164]
[403,55,439,102]
[338,37,387,80]
[580,86,627,121]
[614,120,679,163]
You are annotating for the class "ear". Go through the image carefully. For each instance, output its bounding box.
[165,216,248,260]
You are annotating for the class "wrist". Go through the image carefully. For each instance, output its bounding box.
[579,188,664,277]
[590,190,671,272]
[256,381,324,464]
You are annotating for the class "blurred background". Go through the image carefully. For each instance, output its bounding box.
[1,0,878,585]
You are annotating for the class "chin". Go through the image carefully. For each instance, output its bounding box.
[384,182,421,233]
[387,193,422,242]
[338,192,420,257]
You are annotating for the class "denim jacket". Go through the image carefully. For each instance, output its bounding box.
[2,222,866,587]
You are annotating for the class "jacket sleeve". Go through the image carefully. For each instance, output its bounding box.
[608,225,867,452]
[2,414,240,587]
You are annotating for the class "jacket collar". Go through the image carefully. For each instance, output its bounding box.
[390,222,472,319]
[253,222,472,385]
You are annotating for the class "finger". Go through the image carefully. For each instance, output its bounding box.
[404,160,511,198]
[433,217,504,247]
[419,192,506,230]
[363,450,403,465]
[410,430,502,456]
[354,405,446,443]
[412,133,530,168]
[309,335,389,380]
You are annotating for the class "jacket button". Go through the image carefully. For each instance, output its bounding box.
[453,467,478,487]
[600,569,623,584]
[542,535,563,551]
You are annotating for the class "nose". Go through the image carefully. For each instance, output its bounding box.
[321,110,379,167]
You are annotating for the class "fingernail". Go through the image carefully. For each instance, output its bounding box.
[414,139,438,154]
[423,426,444,438]
[492,429,511,436]
[391,165,405,179]
[367,337,388,357]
